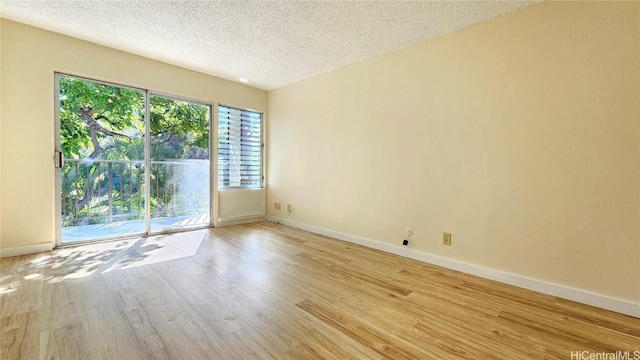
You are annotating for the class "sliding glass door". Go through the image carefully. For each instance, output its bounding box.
[56,74,212,244]
[149,96,210,232]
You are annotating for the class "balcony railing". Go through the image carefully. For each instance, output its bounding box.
[62,158,209,227]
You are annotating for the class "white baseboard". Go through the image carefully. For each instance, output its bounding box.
[215,214,265,227]
[272,217,640,318]
[0,242,54,258]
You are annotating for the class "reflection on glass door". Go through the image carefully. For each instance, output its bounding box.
[57,74,211,243]
[149,95,211,232]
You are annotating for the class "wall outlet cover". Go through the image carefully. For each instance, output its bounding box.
[443,232,452,246]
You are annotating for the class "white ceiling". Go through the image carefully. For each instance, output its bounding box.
[0,1,538,90]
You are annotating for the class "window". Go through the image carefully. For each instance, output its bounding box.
[218,105,263,189]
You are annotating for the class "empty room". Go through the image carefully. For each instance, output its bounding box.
[1,0,639,359]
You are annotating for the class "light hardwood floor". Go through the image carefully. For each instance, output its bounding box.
[1,223,638,359]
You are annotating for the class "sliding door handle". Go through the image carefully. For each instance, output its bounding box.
[54,151,64,168]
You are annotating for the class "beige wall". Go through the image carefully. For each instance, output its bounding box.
[0,19,268,251]
[268,1,640,303]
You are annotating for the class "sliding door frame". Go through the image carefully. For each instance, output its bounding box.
[54,72,214,247]
[147,91,214,235]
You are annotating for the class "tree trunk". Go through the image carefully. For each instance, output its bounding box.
[75,107,131,211]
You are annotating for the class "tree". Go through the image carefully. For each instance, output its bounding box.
[59,76,144,159]
[59,76,210,160]
[149,96,210,159]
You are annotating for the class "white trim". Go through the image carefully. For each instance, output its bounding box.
[144,89,151,235]
[217,213,265,223]
[213,102,220,225]
[54,73,62,247]
[215,215,265,227]
[215,214,265,227]
[272,217,640,318]
[0,242,54,258]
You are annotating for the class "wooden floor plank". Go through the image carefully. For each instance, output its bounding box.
[1,222,638,360]
[297,298,442,360]
[224,325,284,360]
[0,310,41,360]
[43,321,91,360]
[0,255,46,318]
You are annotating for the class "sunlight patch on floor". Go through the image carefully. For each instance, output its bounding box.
[49,229,207,281]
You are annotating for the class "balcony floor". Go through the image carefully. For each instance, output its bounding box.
[61,214,210,243]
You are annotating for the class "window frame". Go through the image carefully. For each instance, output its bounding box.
[217,104,264,190]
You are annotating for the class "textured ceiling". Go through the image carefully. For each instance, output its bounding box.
[0,1,538,90]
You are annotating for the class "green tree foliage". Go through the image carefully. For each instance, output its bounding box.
[59,76,144,159]
[150,96,210,159]
[59,76,210,161]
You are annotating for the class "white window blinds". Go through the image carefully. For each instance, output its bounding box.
[218,105,263,189]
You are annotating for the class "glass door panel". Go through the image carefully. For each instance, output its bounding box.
[57,75,212,243]
[58,75,146,243]
[149,95,211,232]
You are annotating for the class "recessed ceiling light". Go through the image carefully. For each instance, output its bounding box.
[239,78,249,83]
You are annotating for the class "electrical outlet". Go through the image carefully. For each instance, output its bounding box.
[443,232,452,246]
[274,202,278,210]
[278,203,282,210]
[287,204,292,212]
